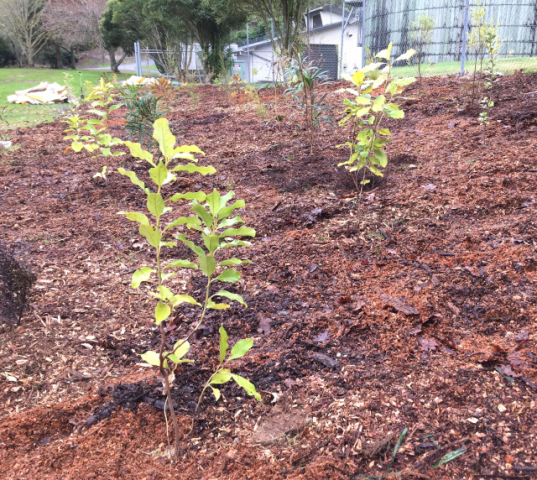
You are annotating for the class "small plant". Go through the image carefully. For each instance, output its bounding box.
[364,47,380,80]
[120,84,142,107]
[85,78,125,183]
[478,96,493,124]
[184,83,200,106]
[284,53,333,152]
[149,77,174,107]
[119,118,260,458]
[410,14,435,81]
[197,326,261,408]
[467,1,500,104]
[125,93,168,148]
[338,43,416,202]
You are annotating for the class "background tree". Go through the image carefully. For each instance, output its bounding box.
[409,14,435,81]
[235,0,309,56]
[0,0,49,67]
[44,0,106,69]
[100,0,139,73]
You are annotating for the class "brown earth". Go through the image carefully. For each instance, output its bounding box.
[0,73,536,479]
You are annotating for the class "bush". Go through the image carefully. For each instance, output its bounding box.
[0,38,16,68]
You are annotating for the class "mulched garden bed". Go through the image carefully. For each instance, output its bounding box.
[0,72,536,479]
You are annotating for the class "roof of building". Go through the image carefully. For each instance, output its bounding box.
[235,5,360,52]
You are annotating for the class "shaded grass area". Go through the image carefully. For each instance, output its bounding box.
[392,56,537,78]
[0,69,129,129]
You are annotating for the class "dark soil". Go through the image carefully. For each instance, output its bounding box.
[0,72,536,479]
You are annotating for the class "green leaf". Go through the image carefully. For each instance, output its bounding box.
[164,216,201,232]
[169,192,207,202]
[373,147,388,167]
[217,200,245,220]
[218,216,244,229]
[173,145,205,156]
[192,203,213,228]
[157,285,173,301]
[147,193,165,219]
[369,165,384,176]
[206,189,222,216]
[211,386,221,401]
[72,141,84,152]
[219,227,255,239]
[376,42,392,60]
[169,295,201,307]
[124,142,155,165]
[219,258,252,266]
[214,290,247,307]
[149,162,169,187]
[165,260,198,270]
[432,447,466,468]
[153,118,176,161]
[216,269,241,284]
[176,234,204,256]
[229,338,253,361]
[173,339,190,360]
[231,374,261,401]
[219,240,251,249]
[140,351,161,367]
[207,300,230,310]
[387,108,404,119]
[198,253,216,277]
[372,95,386,112]
[394,49,416,63]
[219,325,228,363]
[132,267,155,288]
[118,168,149,193]
[139,224,161,248]
[172,164,216,176]
[155,302,170,324]
[352,96,371,105]
[119,211,150,226]
[378,128,392,136]
[202,234,220,253]
[361,62,383,73]
[351,70,365,86]
[211,370,231,384]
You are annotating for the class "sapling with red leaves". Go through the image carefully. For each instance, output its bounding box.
[118,118,261,458]
[338,43,416,202]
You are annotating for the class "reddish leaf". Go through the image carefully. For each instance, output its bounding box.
[418,337,438,351]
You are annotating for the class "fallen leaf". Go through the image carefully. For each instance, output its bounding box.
[505,454,514,465]
[257,313,271,336]
[498,404,507,413]
[313,330,330,343]
[418,337,438,351]
[380,294,419,315]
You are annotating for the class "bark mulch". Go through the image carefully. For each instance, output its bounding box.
[0,73,536,479]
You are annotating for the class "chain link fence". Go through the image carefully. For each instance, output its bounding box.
[364,0,537,77]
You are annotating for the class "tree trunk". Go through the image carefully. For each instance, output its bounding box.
[108,47,117,73]
[70,48,76,69]
[113,50,128,73]
[56,44,62,69]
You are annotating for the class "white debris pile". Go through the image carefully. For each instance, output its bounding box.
[7,82,70,105]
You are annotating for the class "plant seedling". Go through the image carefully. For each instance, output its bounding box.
[118,118,260,457]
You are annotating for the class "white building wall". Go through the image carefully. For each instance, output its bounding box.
[319,11,342,25]
[308,24,363,75]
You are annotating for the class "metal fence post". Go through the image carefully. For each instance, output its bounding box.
[460,0,470,76]
[339,0,346,78]
[361,0,366,69]
[135,41,143,77]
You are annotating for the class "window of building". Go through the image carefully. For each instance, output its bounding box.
[312,13,322,28]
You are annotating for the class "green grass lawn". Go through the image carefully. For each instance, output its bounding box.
[0,68,130,130]
[392,56,537,78]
